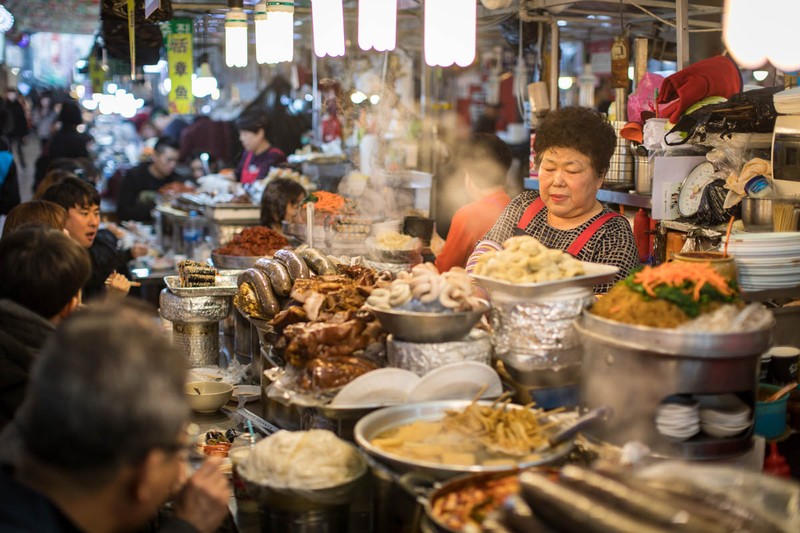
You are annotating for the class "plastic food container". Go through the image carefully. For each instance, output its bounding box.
[754,384,789,439]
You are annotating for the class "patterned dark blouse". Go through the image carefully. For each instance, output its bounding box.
[472,190,640,292]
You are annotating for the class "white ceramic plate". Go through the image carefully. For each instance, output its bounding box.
[407,362,503,403]
[188,366,225,382]
[232,385,260,403]
[701,423,750,438]
[331,368,420,407]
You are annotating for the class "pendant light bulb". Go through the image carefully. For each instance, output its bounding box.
[723,0,800,71]
[256,1,294,64]
[358,0,396,52]
[225,5,248,68]
[311,0,345,58]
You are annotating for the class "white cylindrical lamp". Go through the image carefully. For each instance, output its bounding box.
[424,0,476,67]
[225,0,248,68]
[311,0,345,58]
[255,1,295,64]
[723,0,800,72]
[358,0,396,52]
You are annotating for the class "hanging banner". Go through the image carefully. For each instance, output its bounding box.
[167,18,194,115]
[89,55,106,95]
[127,0,136,78]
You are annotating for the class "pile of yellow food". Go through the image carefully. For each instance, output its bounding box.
[591,261,741,328]
[370,395,559,467]
[473,236,584,283]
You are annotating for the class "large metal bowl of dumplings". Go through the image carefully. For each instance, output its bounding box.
[365,299,490,343]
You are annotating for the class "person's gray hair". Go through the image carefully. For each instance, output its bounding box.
[15,301,189,487]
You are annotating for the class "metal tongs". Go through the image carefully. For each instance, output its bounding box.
[536,406,612,453]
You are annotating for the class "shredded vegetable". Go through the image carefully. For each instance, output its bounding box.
[626,262,738,318]
[303,191,345,214]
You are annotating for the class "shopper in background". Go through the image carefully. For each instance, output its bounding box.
[34,101,93,186]
[235,113,287,184]
[260,177,306,232]
[0,109,20,217]
[187,151,220,180]
[151,107,190,146]
[117,137,182,223]
[4,89,29,170]
[47,101,91,160]
[0,226,90,430]
[0,301,231,532]
[31,91,59,152]
[435,134,512,272]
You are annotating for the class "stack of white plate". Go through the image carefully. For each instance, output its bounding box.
[696,394,752,438]
[726,233,800,291]
[655,401,700,441]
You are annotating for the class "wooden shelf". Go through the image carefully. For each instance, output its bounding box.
[523,178,653,209]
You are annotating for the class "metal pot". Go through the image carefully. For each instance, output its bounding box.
[575,312,774,459]
[741,197,773,232]
[421,469,556,533]
[354,401,574,481]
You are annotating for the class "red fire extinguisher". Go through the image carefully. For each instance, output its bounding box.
[634,208,650,263]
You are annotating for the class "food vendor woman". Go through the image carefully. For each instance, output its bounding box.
[466,107,639,287]
[235,113,287,184]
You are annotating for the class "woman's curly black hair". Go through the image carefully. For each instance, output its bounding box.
[533,107,617,178]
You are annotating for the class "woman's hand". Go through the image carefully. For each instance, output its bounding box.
[105,272,131,297]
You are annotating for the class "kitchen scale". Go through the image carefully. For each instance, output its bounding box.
[677,161,717,218]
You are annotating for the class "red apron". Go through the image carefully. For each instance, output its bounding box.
[240,151,260,184]
[514,197,624,257]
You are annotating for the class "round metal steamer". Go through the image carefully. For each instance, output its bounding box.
[159,289,231,368]
[575,312,774,459]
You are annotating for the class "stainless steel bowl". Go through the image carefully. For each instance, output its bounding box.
[366,300,489,343]
[741,197,773,232]
[354,401,573,480]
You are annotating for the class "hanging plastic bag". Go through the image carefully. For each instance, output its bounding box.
[627,72,665,124]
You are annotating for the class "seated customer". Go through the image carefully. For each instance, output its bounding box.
[260,177,306,232]
[0,226,90,429]
[1,199,67,238]
[117,137,182,222]
[42,177,144,300]
[0,301,231,532]
[434,134,512,272]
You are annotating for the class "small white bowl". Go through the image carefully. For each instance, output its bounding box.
[186,381,234,413]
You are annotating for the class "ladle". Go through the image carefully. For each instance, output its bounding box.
[765,383,797,402]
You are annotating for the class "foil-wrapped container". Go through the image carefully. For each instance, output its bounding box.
[387,329,492,376]
[492,291,593,387]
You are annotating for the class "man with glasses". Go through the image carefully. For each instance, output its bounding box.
[0,301,230,532]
